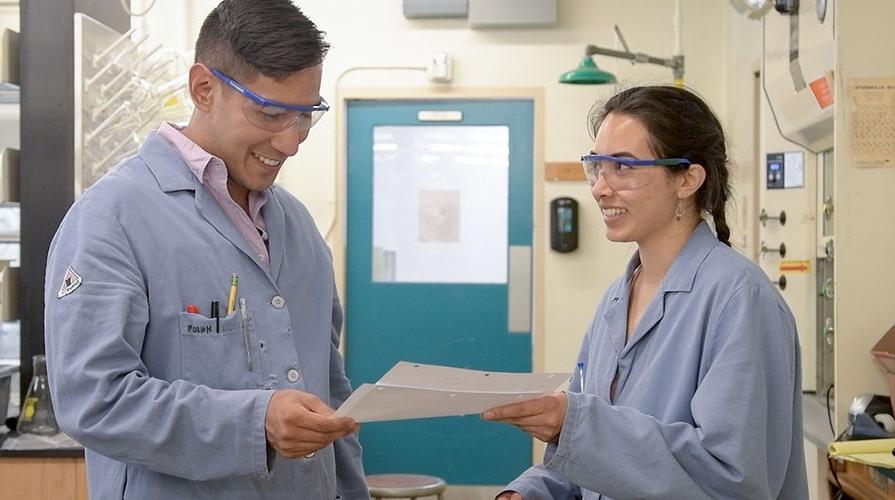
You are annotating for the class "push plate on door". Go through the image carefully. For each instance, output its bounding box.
[508,245,531,333]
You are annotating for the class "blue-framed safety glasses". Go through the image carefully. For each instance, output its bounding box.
[211,68,329,132]
[580,154,691,190]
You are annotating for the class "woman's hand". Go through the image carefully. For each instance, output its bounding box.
[482,392,567,443]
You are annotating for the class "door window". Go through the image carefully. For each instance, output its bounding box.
[371,125,509,284]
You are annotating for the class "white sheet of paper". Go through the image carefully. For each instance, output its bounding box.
[336,361,570,423]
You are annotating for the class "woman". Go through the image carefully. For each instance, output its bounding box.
[483,86,808,499]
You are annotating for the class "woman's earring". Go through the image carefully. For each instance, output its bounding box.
[674,200,685,222]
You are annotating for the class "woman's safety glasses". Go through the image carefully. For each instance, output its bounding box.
[211,68,329,132]
[580,154,691,190]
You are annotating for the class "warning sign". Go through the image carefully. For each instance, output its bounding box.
[809,76,833,109]
[779,260,811,274]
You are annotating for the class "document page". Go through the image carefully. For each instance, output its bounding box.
[336,361,570,423]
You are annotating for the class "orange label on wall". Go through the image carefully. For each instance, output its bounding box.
[779,260,810,274]
[809,76,834,109]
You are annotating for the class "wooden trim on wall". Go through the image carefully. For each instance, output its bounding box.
[545,162,584,181]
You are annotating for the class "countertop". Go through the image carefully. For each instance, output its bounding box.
[0,427,83,458]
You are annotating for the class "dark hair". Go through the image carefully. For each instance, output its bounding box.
[195,0,330,81]
[588,85,732,246]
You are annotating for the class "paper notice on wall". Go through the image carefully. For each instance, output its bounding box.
[846,77,895,167]
[783,152,804,188]
[418,190,460,242]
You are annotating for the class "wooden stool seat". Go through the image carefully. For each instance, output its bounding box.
[366,473,447,500]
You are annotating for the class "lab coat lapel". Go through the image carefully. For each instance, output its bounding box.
[623,291,666,354]
[263,192,286,282]
[603,255,641,354]
[141,131,274,277]
[602,297,628,354]
[193,184,265,270]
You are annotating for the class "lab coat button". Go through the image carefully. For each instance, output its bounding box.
[271,295,286,309]
[286,369,300,383]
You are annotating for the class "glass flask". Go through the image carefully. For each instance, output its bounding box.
[16,354,58,435]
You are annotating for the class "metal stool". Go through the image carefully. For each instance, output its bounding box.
[366,473,447,500]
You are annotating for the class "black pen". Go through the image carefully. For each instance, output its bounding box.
[211,301,220,333]
[578,362,585,393]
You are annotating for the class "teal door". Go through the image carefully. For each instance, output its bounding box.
[345,99,534,485]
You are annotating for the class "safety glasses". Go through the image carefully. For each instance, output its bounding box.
[580,154,691,190]
[211,68,329,132]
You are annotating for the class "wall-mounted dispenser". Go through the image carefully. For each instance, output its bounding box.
[550,197,578,253]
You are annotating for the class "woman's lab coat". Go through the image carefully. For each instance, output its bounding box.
[506,222,809,500]
[44,133,368,499]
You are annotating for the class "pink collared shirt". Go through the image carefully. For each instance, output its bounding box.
[157,122,270,270]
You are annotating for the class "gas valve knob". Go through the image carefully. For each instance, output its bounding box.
[760,241,786,258]
[772,275,787,290]
[759,209,787,226]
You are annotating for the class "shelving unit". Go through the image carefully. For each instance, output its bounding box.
[18,0,127,419]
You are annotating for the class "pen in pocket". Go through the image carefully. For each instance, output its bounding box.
[210,301,220,334]
[240,298,251,370]
[577,362,585,393]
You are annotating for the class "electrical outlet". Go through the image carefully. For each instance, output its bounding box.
[427,52,452,83]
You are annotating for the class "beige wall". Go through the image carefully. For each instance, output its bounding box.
[721,11,762,258]
[832,0,895,428]
[0,6,16,31]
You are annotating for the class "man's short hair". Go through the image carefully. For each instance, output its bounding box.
[195,0,330,82]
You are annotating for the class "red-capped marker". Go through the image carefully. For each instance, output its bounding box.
[186,304,200,314]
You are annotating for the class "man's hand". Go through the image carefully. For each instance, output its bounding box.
[496,492,523,500]
[481,392,567,443]
[264,390,358,458]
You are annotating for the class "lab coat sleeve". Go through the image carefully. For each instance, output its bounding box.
[543,283,799,499]
[501,324,593,500]
[44,196,275,481]
[502,448,582,500]
[328,288,370,500]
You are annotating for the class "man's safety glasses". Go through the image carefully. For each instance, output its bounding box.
[211,68,329,133]
[580,154,691,190]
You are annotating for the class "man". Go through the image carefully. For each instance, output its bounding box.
[44,1,368,498]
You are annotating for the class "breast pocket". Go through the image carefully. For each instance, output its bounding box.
[179,310,255,389]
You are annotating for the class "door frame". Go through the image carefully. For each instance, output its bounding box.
[332,87,546,465]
